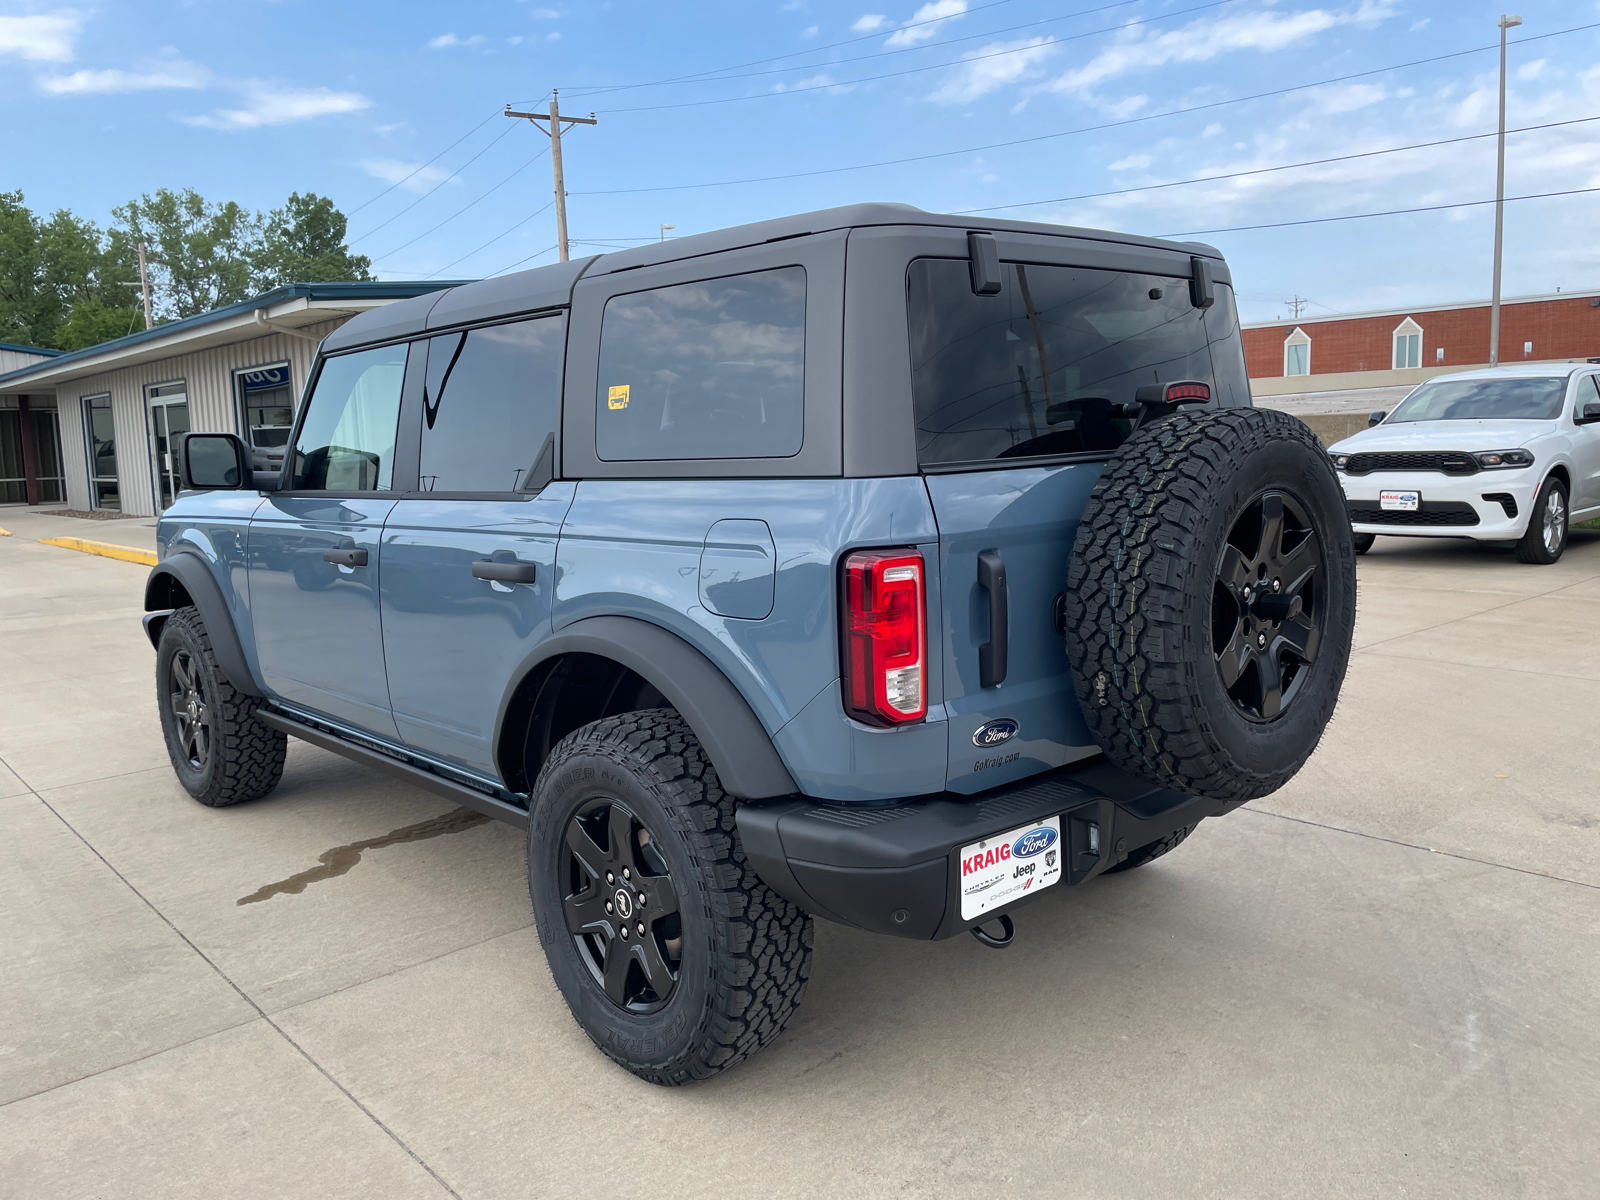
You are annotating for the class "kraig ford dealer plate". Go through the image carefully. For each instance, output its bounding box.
[959,816,1063,922]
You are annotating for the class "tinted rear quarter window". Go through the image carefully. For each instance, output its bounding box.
[420,313,564,492]
[597,266,805,461]
[907,259,1245,467]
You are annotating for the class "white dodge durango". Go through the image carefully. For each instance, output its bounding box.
[1327,364,1600,564]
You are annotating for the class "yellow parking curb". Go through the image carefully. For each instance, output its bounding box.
[38,536,158,567]
[0,526,11,536]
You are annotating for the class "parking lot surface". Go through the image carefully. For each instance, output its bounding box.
[2,509,1597,1199]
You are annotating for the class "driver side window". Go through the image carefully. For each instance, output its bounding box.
[291,344,408,491]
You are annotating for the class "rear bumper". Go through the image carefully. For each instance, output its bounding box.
[738,758,1242,941]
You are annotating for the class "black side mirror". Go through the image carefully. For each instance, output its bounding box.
[1368,410,1388,427]
[178,432,249,491]
[1581,402,1600,424]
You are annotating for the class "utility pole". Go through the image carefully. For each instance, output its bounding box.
[1489,14,1522,365]
[118,241,155,330]
[1288,295,1307,320]
[505,91,597,263]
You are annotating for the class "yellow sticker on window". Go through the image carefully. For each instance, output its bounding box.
[607,384,630,410]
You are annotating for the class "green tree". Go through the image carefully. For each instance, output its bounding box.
[55,296,144,351]
[0,191,139,348]
[253,192,373,291]
[112,188,260,319]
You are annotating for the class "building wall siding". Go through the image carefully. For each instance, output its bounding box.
[1243,295,1600,379]
[54,320,341,516]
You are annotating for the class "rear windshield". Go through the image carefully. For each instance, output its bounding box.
[1386,377,1567,422]
[906,258,1248,467]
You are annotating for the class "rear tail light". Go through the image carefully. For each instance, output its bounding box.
[841,549,927,726]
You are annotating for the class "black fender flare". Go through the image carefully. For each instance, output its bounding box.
[143,551,263,697]
[496,616,799,801]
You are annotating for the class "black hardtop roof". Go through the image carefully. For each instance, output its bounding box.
[323,202,1224,354]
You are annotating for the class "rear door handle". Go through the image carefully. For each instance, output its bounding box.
[977,549,1008,688]
[472,559,537,584]
[322,547,368,567]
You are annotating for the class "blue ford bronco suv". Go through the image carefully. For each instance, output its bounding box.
[146,204,1356,1084]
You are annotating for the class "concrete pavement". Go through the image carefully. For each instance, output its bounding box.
[1,524,1597,1199]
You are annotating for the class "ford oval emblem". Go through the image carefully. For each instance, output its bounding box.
[973,718,1019,748]
[1012,827,1058,859]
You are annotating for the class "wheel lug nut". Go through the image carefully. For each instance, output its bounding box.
[606,872,614,885]
[1257,632,1266,647]
[622,867,631,880]
[605,901,613,913]
[636,893,645,907]
[1272,579,1281,592]
[636,922,646,937]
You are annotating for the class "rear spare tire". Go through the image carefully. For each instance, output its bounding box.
[1064,407,1355,802]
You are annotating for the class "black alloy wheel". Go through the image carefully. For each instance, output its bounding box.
[167,649,212,770]
[1211,491,1324,722]
[563,797,683,1013]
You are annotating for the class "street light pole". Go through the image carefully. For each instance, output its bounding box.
[1488,14,1522,366]
[659,223,675,243]
[505,91,598,264]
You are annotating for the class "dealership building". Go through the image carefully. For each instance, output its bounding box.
[0,281,462,516]
[1243,288,1600,396]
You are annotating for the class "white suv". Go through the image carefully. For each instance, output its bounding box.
[1328,364,1600,564]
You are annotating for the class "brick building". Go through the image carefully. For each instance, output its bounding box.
[1242,290,1600,393]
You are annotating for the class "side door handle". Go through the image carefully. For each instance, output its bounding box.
[322,547,368,567]
[977,549,1008,688]
[471,559,538,584]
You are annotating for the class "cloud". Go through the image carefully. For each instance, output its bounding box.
[1518,59,1546,82]
[38,53,210,94]
[1202,122,1223,137]
[926,36,1056,104]
[0,9,82,62]
[507,35,524,46]
[547,31,561,40]
[1041,6,1372,98]
[775,71,855,95]
[187,85,370,130]
[1301,82,1386,114]
[803,25,819,37]
[526,6,560,17]
[852,14,888,32]
[359,159,454,192]
[1109,153,1151,171]
[427,33,487,49]
[886,0,966,49]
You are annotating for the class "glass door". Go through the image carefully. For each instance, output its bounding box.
[84,394,120,510]
[148,383,189,511]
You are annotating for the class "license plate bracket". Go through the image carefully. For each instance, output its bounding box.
[959,816,1064,921]
[1380,489,1420,512]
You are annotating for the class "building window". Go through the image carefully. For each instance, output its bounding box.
[1436,347,1445,363]
[236,363,295,472]
[1392,318,1422,370]
[1284,327,1311,376]
[83,393,119,510]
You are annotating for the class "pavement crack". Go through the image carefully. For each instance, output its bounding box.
[237,807,490,905]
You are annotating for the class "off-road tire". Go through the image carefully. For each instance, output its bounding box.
[155,606,286,807]
[528,708,812,1084]
[1515,475,1568,564]
[1353,532,1376,555]
[1064,407,1356,802]
[1103,824,1194,874]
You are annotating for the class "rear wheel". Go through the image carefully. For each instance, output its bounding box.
[527,709,811,1084]
[1353,532,1375,555]
[1515,476,1568,564]
[155,607,286,807]
[1065,408,1357,802]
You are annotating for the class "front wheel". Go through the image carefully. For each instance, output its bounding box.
[1353,532,1376,555]
[155,607,286,807]
[1515,476,1568,564]
[527,709,812,1084]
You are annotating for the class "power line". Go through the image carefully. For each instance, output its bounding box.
[568,21,1600,196]
[567,0,1158,98]
[486,244,561,278]
[592,0,1240,114]
[1157,185,1600,239]
[351,120,523,245]
[559,0,1020,98]
[371,144,551,264]
[951,114,1600,215]
[345,110,502,217]
[422,200,556,278]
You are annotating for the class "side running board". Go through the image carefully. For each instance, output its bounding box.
[256,708,531,830]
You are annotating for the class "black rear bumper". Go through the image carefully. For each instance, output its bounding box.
[738,758,1243,940]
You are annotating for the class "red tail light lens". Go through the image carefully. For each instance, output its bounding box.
[1165,381,1210,402]
[841,549,927,726]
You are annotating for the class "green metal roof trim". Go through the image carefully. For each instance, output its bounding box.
[0,280,474,387]
[0,341,64,357]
